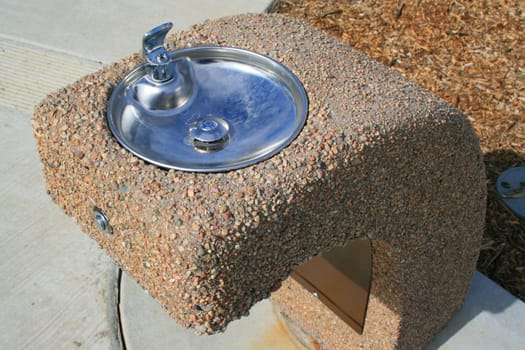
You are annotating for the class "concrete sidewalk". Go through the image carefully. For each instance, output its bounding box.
[1,1,524,349]
[119,271,525,350]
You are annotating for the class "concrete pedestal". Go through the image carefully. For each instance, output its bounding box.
[33,14,486,349]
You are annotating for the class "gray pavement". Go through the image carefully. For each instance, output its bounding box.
[0,105,120,349]
[427,271,525,349]
[121,271,525,350]
[120,272,300,350]
[1,0,524,349]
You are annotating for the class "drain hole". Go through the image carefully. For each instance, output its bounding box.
[192,137,229,152]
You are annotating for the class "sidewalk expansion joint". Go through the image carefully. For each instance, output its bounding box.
[116,268,128,350]
[0,35,103,112]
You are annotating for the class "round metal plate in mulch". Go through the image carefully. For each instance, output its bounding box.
[497,167,525,220]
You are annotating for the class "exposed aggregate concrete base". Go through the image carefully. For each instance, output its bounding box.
[33,14,486,349]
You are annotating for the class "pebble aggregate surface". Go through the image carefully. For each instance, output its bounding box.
[33,14,486,349]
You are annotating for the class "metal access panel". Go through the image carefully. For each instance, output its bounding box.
[292,239,372,334]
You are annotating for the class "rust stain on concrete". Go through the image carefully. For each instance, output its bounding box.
[248,311,303,350]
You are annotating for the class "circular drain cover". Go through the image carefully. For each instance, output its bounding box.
[107,23,308,172]
[496,166,525,220]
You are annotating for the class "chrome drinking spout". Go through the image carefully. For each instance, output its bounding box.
[142,22,174,82]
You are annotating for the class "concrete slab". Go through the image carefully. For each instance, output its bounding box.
[0,0,272,63]
[427,271,525,349]
[120,270,525,350]
[120,272,300,350]
[0,106,120,349]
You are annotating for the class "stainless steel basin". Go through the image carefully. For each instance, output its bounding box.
[107,23,308,172]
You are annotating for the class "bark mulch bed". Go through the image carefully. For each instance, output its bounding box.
[268,0,525,302]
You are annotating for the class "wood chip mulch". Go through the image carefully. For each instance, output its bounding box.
[269,0,525,302]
